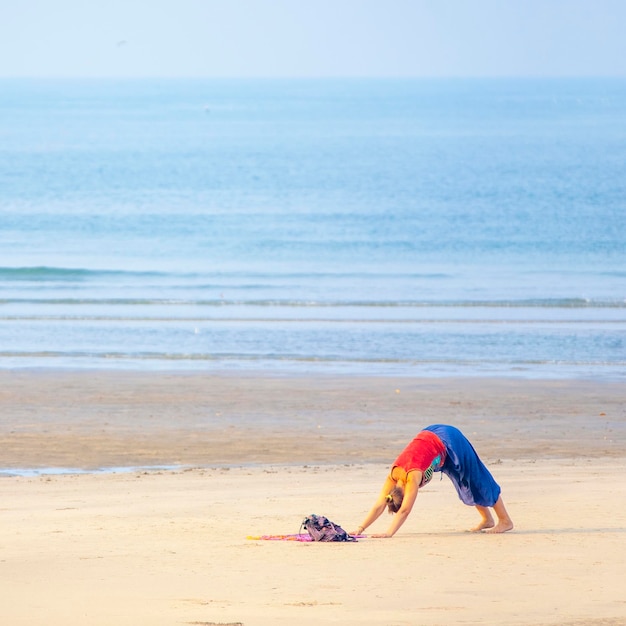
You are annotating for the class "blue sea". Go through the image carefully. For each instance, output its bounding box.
[1,78,624,379]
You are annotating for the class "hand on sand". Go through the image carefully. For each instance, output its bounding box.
[370,533,392,538]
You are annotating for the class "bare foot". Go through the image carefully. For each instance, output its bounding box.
[484,520,514,534]
[469,519,494,532]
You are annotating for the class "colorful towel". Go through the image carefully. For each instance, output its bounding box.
[247,533,312,542]
[247,533,366,541]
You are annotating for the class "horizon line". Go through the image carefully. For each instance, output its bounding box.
[2,74,625,81]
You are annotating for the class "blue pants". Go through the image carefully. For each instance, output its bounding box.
[424,424,501,507]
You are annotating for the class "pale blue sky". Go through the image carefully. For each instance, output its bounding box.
[1,0,625,78]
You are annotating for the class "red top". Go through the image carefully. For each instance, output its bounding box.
[392,430,447,487]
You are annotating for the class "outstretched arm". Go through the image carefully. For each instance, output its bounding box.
[371,476,419,538]
[352,475,395,535]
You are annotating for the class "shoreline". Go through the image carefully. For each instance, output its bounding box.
[1,369,624,471]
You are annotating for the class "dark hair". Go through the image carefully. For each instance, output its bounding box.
[386,486,404,514]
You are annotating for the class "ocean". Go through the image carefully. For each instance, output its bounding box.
[1,78,624,379]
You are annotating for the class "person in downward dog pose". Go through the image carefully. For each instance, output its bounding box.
[353,424,514,538]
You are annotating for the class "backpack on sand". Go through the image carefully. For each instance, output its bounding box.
[301,514,357,542]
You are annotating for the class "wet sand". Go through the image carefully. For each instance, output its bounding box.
[1,370,624,469]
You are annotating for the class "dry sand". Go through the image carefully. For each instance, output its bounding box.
[1,370,625,625]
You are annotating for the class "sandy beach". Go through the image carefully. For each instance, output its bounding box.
[1,370,625,625]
